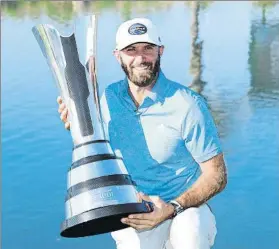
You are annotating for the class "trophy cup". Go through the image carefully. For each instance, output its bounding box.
[32,16,151,238]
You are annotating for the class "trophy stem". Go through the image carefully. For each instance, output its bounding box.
[86,15,104,131]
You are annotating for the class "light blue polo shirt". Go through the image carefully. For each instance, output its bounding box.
[100,70,222,202]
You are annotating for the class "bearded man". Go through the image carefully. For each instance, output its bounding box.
[58,18,227,249]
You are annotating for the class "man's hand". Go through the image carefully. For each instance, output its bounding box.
[121,193,174,231]
[57,96,70,130]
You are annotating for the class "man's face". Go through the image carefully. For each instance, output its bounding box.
[115,43,164,87]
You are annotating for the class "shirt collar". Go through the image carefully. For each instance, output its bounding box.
[120,70,169,105]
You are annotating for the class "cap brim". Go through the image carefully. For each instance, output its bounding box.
[116,36,160,50]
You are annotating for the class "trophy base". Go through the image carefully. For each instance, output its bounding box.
[60,202,151,238]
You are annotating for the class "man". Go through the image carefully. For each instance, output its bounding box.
[57,18,227,249]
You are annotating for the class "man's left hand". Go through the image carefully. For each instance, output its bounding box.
[121,193,174,231]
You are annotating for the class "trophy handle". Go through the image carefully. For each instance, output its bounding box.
[86,15,103,126]
[61,34,93,137]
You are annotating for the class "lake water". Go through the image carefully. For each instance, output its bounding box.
[2,1,279,249]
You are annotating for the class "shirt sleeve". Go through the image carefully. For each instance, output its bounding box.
[182,96,223,163]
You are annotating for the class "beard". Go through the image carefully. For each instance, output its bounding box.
[120,54,161,87]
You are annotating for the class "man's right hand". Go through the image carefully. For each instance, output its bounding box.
[57,96,70,130]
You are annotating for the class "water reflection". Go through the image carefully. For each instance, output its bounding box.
[249,20,279,103]
[188,1,206,94]
[1,1,174,21]
[252,1,279,25]
[2,2,279,249]
[185,0,214,95]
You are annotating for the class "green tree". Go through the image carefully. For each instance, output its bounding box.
[1,0,26,18]
[1,0,175,21]
[253,1,279,25]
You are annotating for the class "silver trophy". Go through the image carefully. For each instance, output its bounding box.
[32,15,151,238]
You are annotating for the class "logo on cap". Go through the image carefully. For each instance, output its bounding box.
[128,23,147,35]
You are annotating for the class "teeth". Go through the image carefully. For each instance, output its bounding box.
[134,67,148,70]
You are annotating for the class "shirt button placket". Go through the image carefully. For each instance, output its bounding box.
[135,110,141,123]
[137,112,141,123]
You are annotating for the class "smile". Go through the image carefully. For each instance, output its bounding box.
[133,67,149,70]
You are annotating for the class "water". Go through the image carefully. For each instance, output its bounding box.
[2,1,279,249]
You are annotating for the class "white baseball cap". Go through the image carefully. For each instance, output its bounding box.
[115,18,162,50]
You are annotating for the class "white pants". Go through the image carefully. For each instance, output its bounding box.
[111,204,217,249]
